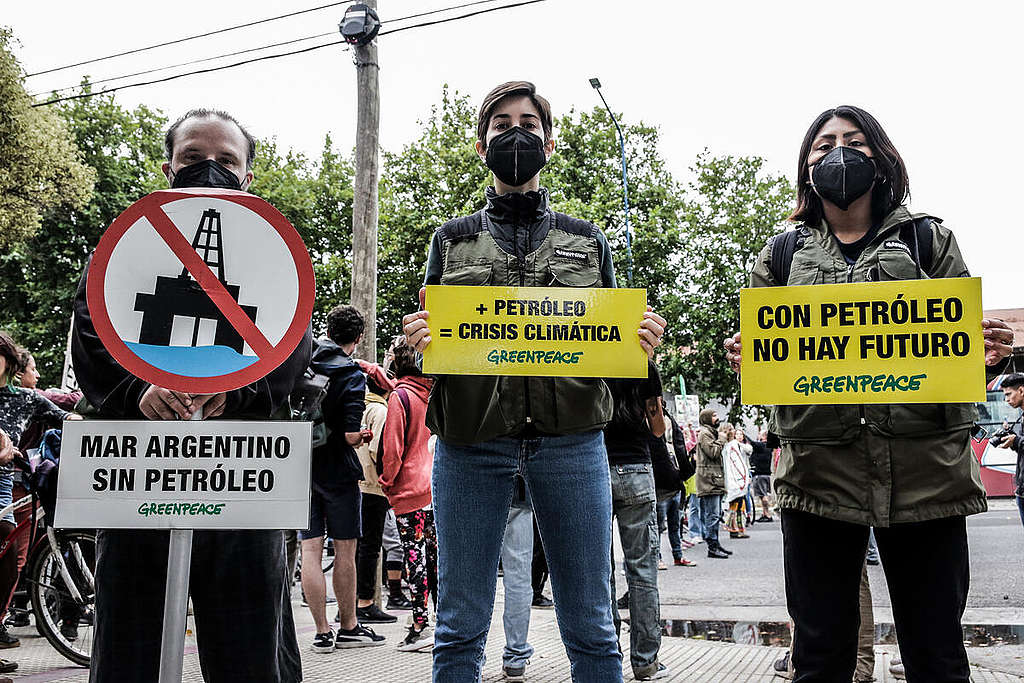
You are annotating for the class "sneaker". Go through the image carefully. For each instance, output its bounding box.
[707,546,729,559]
[674,558,698,567]
[503,663,527,681]
[59,621,79,641]
[756,515,774,522]
[0,658,16,674]
[0,626,18,649]
[730,532,751,539]
[387,594,414,611]
[311,631,335,653]
[3,612,28,629]
[335,624,386,648]
[657,560,668,570]
[866,557,880,566]
[889,657,905,679]
[531,594,554,609]
[635,662,669,680]
[397,625,434,652]
[616,592,629,609]
[356,604,397,623]
[689,535,704,544]
[773,651,794,679]
[680,538,696,549]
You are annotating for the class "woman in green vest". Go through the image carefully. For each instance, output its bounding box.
[724,105,1014,682]
[403,81,666,682]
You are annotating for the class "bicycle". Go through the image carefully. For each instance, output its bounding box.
[0,492,96,667]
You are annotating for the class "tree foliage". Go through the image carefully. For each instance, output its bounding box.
[0,28,94,247]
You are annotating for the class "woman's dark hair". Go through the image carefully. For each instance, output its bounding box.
[477,81,553,147]
[790,105,909,225]
[0,331,25,381]
[610,359,659,430]
[390,336,421,379]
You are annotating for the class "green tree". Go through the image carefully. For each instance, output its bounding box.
[0,83,165,385]
[672,152,795,419]
[0,29,94,247]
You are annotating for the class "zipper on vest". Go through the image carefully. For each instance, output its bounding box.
[515,218,533,428]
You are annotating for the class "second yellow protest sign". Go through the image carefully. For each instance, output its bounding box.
[422,285,648,378]
[740,277,985,405]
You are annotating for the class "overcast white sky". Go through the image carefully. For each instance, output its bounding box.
[7,0,1022,308]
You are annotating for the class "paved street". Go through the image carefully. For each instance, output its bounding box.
[3,500,1022,681]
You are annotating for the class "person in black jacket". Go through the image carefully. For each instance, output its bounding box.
[998,373,1024,529]
[300,305,386,652]
[748,431,774,522]
[73,109,309,683]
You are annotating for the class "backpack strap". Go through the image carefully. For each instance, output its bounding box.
[899,217,935,276]
[436,212,486,245]
[395,388,411,427]
[768,227,809,286]
[550,211,598,239]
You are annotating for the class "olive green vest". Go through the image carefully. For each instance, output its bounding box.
[425,210,614,445]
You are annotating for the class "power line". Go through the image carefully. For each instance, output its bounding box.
[26,2,349,77]
[30,0,511,98]
[31,32,336,98]
[31,0,549,108]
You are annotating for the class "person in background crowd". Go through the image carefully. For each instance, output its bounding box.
[696,409,729,559]
[725,104,1015,682]
[605,359,669,680]
[997,373,1024,529]
[301,305,384,653]
[0,429,12,682]
[748,431,774,523]
[722,424,751,540]
[499,487,535,681]
[682,422,703,545]
[352,361,398,625]
[655,403,697,567]
[379,336,437,653]
[0,333,74,659]
[381,510,412,610]
[403,80,666,682]
[531,527,553,610]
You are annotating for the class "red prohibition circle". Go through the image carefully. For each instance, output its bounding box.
[86,188,315,394]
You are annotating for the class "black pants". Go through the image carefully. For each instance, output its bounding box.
[356,493,389,601]
[782,510,970,683]
[89,529,301,683]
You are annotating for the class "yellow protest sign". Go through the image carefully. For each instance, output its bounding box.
[422,285,648,378]
[740,277,985,405]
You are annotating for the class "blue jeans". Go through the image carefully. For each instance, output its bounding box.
[609,463,661,673]
[657,492,683,560]
[432,431,621,682]
[501,500,534,668]
[698,494,722,547]
[687,493,704,539]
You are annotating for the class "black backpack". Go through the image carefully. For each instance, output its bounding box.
[768,216,935,285]
[291,341,332,449]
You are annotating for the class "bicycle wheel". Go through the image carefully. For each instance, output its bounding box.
[29,530,96,667]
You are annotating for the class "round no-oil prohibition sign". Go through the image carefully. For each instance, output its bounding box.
[87,188,315,394]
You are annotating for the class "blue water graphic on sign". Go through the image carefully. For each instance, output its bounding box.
[126,342,258,377]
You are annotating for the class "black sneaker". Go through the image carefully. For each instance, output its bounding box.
[311,631,335,653]
[0,658,17,674]
[503,663,527,681]
[387,594,414,611]
[616,592,629,609]
[397,625,434,652]
[532,594,554,609]
[60,621,79,641]
[335,623,385,648]
[356,604,397,623]
[0,625,18,649]
[4,611,28,628]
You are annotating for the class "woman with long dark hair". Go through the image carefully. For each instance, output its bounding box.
[724,106,1014,682]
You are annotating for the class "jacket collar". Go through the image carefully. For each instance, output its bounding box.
[807,205,937,262]
[485,186,549,224]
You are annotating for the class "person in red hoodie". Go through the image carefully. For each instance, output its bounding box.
[378,336,436,652]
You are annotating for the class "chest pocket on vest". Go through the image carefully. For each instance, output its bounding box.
[876,249,924,281]
[547,258,600,287]
[786,253,825,286]
[441,260,493,285]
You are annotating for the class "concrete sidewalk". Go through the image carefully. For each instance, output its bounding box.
[6,597,1023,682]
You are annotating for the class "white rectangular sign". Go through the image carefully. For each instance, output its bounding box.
[55,420,311,529]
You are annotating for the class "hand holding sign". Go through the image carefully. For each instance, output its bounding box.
[982,318,1015,365]
[403,287,431,353]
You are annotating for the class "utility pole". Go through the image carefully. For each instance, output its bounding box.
[346,1,380,361]
[589,77,634,286]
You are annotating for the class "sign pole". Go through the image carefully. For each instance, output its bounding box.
[158,409,200,682]
[158,528,193,682]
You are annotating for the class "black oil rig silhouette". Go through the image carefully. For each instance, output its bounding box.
[134,209,257,353]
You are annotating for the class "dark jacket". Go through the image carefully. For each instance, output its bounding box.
[71,255,313,420]
[749,438,772,476]
[310,340,366,486]
[749,206,1002,525]
[423,188,619,445]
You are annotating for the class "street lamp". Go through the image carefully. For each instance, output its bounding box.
[589,77,633,286]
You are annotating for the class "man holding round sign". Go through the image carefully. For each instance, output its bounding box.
[71,109,311,683]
